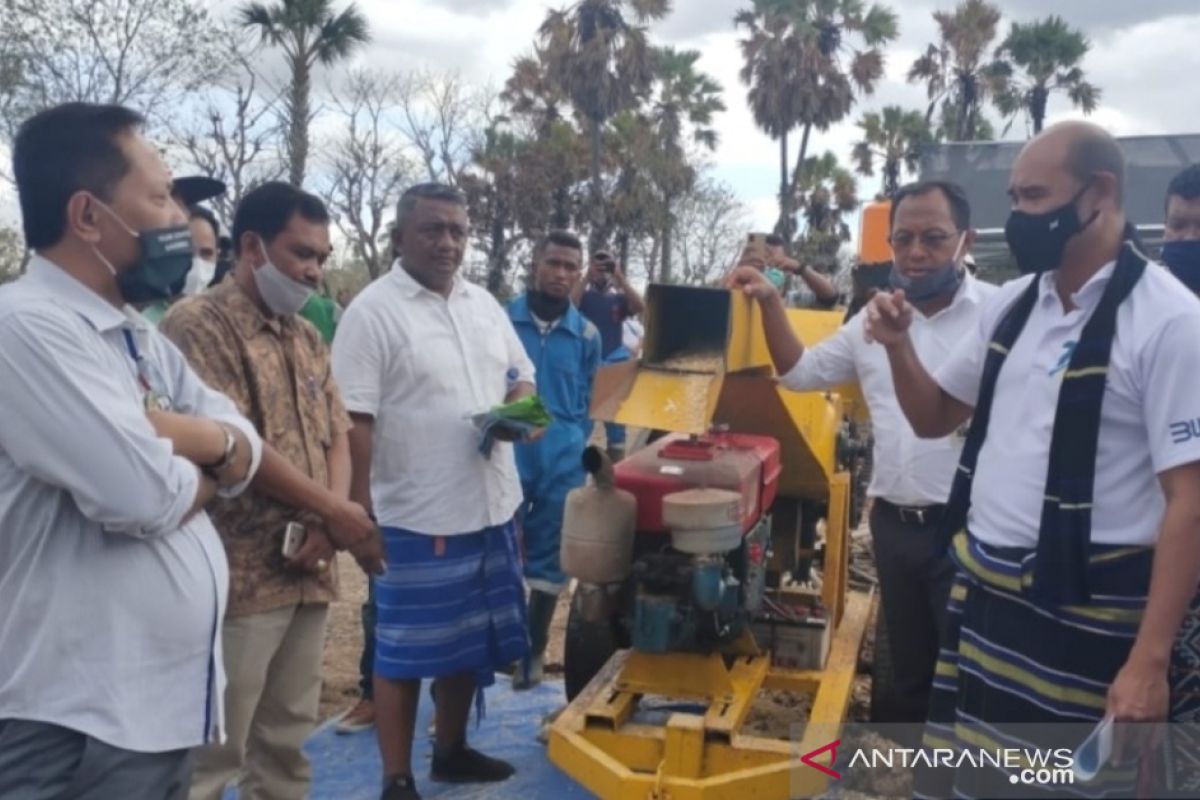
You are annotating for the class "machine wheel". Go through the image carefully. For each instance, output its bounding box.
[868,605,903,723]
[564,592,621,702]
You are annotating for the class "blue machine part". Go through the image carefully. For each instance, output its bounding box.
[632,594,682,653]
[691,560,726,611]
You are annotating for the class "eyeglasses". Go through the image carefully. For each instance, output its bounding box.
[887,230,960,251]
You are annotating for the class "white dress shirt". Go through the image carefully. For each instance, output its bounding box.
[332,263,535,536]
[0,256,263,752]
[781,273,997,506]
[936,261,1200,548]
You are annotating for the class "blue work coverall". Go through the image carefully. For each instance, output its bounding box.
[508,295,602,593]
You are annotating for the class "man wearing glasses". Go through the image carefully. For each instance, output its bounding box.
[727,180,995,727]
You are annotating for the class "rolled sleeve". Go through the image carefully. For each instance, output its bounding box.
[0,313,206,537]
[332,306,386,417]
[1141,313,1200,474]
[778,321,857,392]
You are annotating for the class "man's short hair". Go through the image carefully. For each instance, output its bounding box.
[13,102,145,250]
[890,180,972,231]
[1064,128,1126,202]
[1166,164,1200,210]
[232,181,329,255]
[765,234,785,247]
[188,205,220,240]
[395,182,466,229]
[534,229,582,260]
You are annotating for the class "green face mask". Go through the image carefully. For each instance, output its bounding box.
[764,267,787,290]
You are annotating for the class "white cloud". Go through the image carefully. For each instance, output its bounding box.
[4,0,1200,237]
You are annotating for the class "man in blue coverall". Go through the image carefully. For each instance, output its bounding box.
[508,230,602,689]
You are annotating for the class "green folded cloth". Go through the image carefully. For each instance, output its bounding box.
[473,396,553,456]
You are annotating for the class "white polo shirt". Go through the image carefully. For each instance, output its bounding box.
[781,273,997,506]
[935,260,1200,548]
[331,263,535,536]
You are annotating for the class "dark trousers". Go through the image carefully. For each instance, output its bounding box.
[0,719,191,800]
[869,500,957,723]
[359,576,377,700]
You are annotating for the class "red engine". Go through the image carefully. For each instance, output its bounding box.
[613,431,782,536]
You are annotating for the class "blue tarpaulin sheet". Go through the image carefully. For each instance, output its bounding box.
[225,676,593,799]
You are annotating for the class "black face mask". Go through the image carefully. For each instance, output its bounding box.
[527,289,570,321]
[1004,182,1099,275]
[93,199,193,304]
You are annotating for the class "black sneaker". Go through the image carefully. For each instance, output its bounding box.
[431,742,516,783]
[381,774,421,800]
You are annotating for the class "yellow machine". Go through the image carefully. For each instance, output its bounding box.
[548,284,872,800]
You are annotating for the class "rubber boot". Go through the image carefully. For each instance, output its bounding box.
[513,590,558,690]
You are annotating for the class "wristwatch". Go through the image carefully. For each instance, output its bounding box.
[201,425,238,481]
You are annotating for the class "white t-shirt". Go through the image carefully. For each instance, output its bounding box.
[782,273,997,506]
[332,264,536,535]
[935,259,1200,548]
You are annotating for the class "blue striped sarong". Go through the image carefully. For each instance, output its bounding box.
[916,531,1155,799]
[374,521,529,693]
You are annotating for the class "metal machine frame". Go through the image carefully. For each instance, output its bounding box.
[549,285,872,799]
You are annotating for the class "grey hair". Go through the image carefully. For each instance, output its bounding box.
[395,182,466,228]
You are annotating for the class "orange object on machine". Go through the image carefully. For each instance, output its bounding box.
[858,198,892,265]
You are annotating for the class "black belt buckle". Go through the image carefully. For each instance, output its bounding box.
[891,502,943,526]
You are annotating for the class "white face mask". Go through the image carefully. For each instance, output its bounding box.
[184,257,216,296]
[252,240,313,316]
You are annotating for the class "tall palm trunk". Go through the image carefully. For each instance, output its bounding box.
[618,231,631,279]
[288,54,311,187]
[486,199,507,295]
[777,131,790,236]
[1030,84,1050,134]
[588,117,604,250]
[785,123,814,241]
[660,196,674,284]
[552,185,570,229]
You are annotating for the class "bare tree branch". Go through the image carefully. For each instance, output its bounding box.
[318,69,415,280]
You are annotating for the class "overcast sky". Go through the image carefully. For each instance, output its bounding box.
[346,0,1200,229]
[4,0,1200,233]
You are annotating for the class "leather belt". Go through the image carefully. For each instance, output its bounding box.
[877,499,946,527]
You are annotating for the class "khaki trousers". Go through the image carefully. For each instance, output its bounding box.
[189,603,328,800]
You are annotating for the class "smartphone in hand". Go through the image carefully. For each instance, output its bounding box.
[744,232,770,264]
[281,522,307,559]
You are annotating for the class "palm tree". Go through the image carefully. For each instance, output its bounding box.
[989,16,1100,135]
[907,0,1001,142]
[793,150,858,272]
[648,47,724,283]
[851,106,933,197]
[536,0,671,247]
[241,0,370,187]
[737,0,897,238]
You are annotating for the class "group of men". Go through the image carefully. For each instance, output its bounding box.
[0,100,646,800]
[731,121,1200,794]
[3,95,1200,800]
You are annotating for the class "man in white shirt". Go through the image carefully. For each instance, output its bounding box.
[867,122,1200,796]
[333,183,540,800]
[728,181,996,726]
[0,102,262,799]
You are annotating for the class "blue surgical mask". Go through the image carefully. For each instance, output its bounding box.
[889,233,966,303]
[1162,240,1200,295]
[92,199,193,304]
